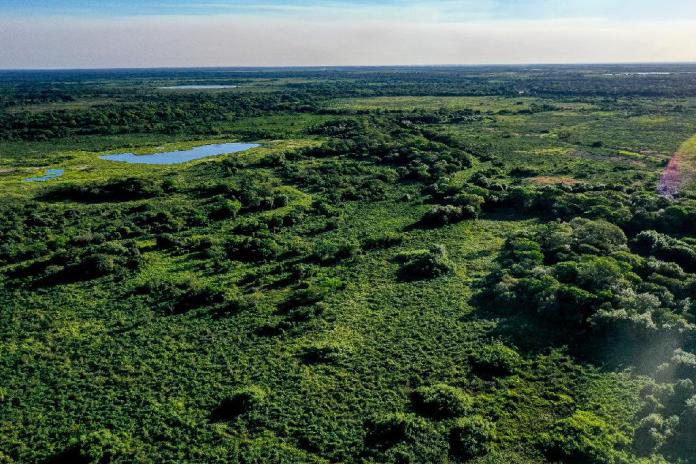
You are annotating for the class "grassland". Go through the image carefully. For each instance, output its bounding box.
[1,66,696,463]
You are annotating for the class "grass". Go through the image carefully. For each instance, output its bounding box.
[0,138,319,197]
[325,96,596,113]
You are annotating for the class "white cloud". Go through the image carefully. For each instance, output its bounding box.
[1,15,696,68]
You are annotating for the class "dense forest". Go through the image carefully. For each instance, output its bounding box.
[1,65,696,463]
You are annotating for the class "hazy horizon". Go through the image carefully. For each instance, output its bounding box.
[4,62,696,72]
[3,1,696,69]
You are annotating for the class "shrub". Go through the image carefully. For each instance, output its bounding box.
[669,349,696,380]
[420,205,476,228]
[544,410,630,463]
[588,289,670,341]
[509,166,539,177]
[634,230,696,272]
[672,395,696,453]
[280,287,326,312]
[398,244,454,280]
[35,241,143,285]
[411,384,473,419]
[139,279,226,315]
[500,235,544,266]
[273,193,290,208]
[133,207,185,233]
[310,239,360,264]
[449,415,496,460]
[569,217,627,254]
[73,429,140,463]
[299,342,344,364]
[42,177,162,202]
[449,193,485,214]
[76,253,116,278]
[154,233,184,250]
[365,412,448,462]
[209,198,242,220]
[210,386,267,421]
[219,294,258,315]
[287,302,326,322]
[71,232,107,246]
[633,413,671,455]
[362,232,404,250]
[575,256,625,291]
[225,236,283,262]
[470,342,522,378]
[366,413,430,448]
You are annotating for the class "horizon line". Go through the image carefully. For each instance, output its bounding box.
[3,61,696,72]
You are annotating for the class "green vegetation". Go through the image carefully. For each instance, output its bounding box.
[1,65,696,463]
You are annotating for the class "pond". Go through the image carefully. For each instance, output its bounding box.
[99,142,260,165]
[158,85,237,90]
[23,169,64,182]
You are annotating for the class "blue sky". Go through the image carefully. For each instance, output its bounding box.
[2,1,696,68]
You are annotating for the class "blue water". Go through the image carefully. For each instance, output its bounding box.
[158,85,237,90]
[23,169,64,182]
[99,142,260,165]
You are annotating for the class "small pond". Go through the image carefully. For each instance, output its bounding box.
[99,142,260,165]
[23,169,64,182]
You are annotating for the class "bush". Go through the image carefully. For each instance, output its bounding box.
[411,384,473,419]
[420,205,476,228]
[509,166,539,177]
[634,230,696,272]
[76,253,116,278]
[672,395,696,453]
[633,353,696,460]
[209,198,242,220]
[299,342,345,364]
[470,342,522,378]
[280,287,325,313]
[569,217,627,254]
[210,386,267,421]
[633,413,672,455]
[33,241,143,285]
[218,294,258,315]
[139,279,226,315]
[449,193,485,214]
[398,244,454,280]
[362,232,404,250]
[365,412,448,463]
[73,429,141,463]
[310,239,360,264]
[287,302,325,322]
[154,233,184,250]
[499,235,544,266]
[42,177,162,202]
[544,410,630,463]
[668,349,696,380]
[449,416,496,460]
[135,211,187,234]
[366,413,431,448]
[225,236,283,262]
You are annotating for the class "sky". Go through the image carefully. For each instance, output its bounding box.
[2,0,696,68]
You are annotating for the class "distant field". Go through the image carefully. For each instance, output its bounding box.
[5,98,119,113]
[326,95,596,112]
